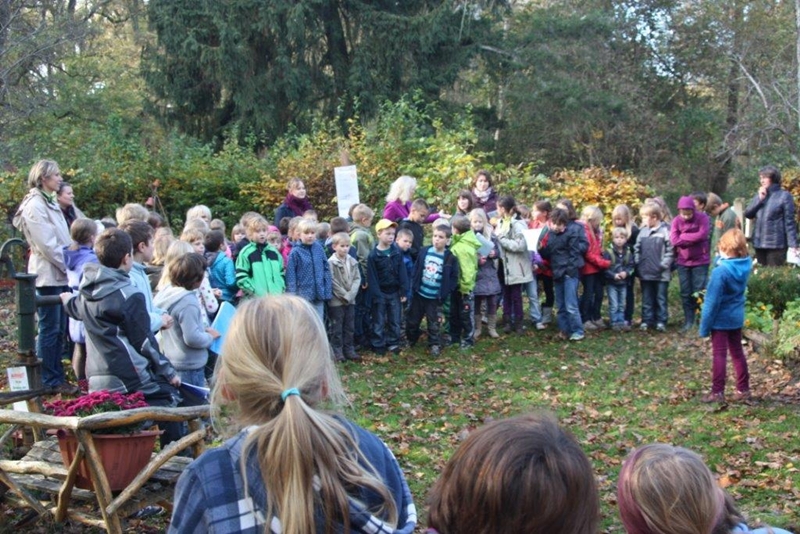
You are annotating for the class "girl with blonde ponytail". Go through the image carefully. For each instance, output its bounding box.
[170,295,417,533]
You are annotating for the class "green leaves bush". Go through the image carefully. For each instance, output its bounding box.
[746,267,800,319]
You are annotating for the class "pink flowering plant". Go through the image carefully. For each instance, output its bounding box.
[43,390,151,434]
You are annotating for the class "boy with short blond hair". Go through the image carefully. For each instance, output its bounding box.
[350,204,375,348]
[328,232,362,361]
[366,219,408,354]
[634,202,674,332]
[235,217,285,297]
[286,219,332,320]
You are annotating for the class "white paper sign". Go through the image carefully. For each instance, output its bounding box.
[522,228,543,252]
[7,366,29,412]
[334,165,360,218]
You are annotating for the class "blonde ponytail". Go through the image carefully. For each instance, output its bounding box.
[212,296,397,534]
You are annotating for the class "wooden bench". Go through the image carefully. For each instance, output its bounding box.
[0,405,210,533]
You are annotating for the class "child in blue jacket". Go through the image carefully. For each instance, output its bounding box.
[698,229,752,403]
[286,219,333,321]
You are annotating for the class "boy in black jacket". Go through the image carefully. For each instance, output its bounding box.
[406,226,459,356]
[367,219,409,354]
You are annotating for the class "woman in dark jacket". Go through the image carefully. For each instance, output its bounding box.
[744,165,797,266]
[274,177,313,228]
[471,170,498,217]
[57,182,86,228]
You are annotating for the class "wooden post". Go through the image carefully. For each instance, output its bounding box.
[78,430,122,534]
[55,444,84,522]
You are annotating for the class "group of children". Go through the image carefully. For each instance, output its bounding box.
[57,178,753,426]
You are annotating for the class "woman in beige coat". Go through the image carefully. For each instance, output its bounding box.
[13,160,76,394]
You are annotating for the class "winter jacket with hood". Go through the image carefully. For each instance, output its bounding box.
[13,188,71,287]
[206,251,237,303]
[579,221,611,275]
[235,241,285,297]
[63,245,98,344]
[153,286,214,371]
[699,256,752,336]
[539,221,588,281]
[474,235,502,297]
[450,229,482,293]
[130,261,166,332]
[63,263,177,395]
[328,252,361,307]
[495,217,534,286]
[603,244,634,286]
[744,183,798,250]
[286,241,333,303]
[635,221,674,282]
[63,246,98,290]
[670,196,711,267]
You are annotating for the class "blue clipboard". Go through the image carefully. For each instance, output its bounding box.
[210,301,236,354]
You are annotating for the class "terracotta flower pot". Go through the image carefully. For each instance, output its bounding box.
[56,429,161,491]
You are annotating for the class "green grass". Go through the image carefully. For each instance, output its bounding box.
[1,280,798,532]
[340,324,800,532]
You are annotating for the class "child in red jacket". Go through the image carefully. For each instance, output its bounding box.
[578,205,610,330]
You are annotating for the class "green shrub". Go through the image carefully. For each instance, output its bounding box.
[744,301,774,334]
[746,266,800,319]
[775,300,800,363]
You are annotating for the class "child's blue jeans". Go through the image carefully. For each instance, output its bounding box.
[555,276,583,335]
[371,291,401,351]
[524,278,542,323]
[606,284,627,326]
[641,280,669,326]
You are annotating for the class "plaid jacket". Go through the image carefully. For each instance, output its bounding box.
[169,422,417,533]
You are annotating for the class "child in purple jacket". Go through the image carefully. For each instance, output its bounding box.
[670,196,710,332]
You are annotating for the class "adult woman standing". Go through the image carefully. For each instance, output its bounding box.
[56,182,86,228]
[471,170,498,217]
[744,165,798,266]
[274,178,313,227]
[382,175,446,223]
[13,160,76,394]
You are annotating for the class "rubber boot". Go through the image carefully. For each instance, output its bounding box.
[541,307,553,324]
[474,314,484,340]
[487,315,500,338]
[503,315,513,334]
[514,316,524,335]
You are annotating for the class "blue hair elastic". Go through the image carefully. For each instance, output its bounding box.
[280,388,301,402]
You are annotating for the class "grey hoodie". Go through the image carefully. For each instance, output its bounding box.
[63,263,177,395]
[153,286,213,371]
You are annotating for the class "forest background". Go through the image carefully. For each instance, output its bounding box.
[2,0,800,228]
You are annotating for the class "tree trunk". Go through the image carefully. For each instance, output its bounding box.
[710,4,742,196]
[796,0,800,136]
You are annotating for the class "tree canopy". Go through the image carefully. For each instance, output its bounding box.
[141,0,489,146]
